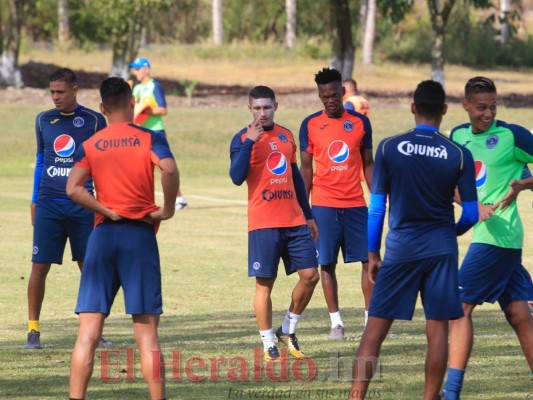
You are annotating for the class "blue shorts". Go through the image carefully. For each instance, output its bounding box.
[32,198,94,264]
[369,253,463,320]
[459,243,533,310]
[248,225,318,278]
[75,220,162,315]
[312,206,368,265]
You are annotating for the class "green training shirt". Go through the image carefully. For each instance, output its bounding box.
[451,120,533,249]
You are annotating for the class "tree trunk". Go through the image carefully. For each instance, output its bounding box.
[427,0,456,87]
[285,0,296,49]
[57,0,70,49]
[110,12,144,79]
[360,0,368,49]
[362,0,376,65]
[500,0,510,43]
[0,0,23,87]
[329,0,355,80]
[212,0,223,46]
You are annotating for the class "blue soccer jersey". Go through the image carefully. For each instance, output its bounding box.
[371,126,478,262]
[33,105,107,201]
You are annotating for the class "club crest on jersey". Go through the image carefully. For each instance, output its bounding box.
[475,160,487,188]
[266,151,288,175]
[54,134,76,157]
[73,116,84,128]
[277,133,288,143]
[486,135,498,149]
[328,140,349,163]
[343,121,354,132]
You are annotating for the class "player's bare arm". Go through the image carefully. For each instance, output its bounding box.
[146,106,167,116]
[148,157,179,222]
[361,148,374,188]
[496,176,533,211]
[367,251,382,284]
[299,151,314,197]
[306,219,319,243]
[66,166,121,221]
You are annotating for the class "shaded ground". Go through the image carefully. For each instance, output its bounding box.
[1,61,532,108]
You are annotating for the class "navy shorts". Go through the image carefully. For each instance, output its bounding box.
[459,243,533,310]
[32,198,94,264]
[75,220,162,315]
[248,225,318,278]
[312,206,368,265]
[369,253,463,320]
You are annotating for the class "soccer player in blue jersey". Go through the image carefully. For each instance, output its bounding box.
[443,76,533,400]
[27,68,108,350]
[350,81,478,399]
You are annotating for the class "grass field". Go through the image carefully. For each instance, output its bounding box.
[1,63,533,399]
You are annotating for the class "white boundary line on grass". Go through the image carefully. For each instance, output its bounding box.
[155,192,247,205]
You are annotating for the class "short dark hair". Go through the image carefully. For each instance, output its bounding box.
[50,68,77,85]
[465,76,497,99]
[249,85,276,101]
[100,77,132,111]
[413,80,446,118]
[314,68,342,86]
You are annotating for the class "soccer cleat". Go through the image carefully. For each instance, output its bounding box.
[264,345,281,362]
[328,324,345,340]
[175,197,188,210]
[25,329,42,349]
[98,336,114,348]
[275,326,306,359]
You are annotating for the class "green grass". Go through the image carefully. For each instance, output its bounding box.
[0,95,532,399]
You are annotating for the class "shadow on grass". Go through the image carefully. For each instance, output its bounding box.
[1,306,530,399]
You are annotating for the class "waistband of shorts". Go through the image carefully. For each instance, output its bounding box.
[101,218,153,227]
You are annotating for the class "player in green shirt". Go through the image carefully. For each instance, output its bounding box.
[129,57,188,210]
[443,76,533,399]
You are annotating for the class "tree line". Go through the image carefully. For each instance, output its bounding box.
[0,0,529,87]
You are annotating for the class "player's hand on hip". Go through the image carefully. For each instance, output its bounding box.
[106,209,123,222]
[306,219,319,242]
[246,116,264,142]
[146,207,174,222]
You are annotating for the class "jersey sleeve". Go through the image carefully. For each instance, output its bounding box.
[370,140,389,195]
[510,124,533,163]
[151,131,174,165]
[153,80,167,108]
[456,146,477,203]
[73,143,91,172]
[32,113,45,202]
[361,114,373,149]
[229,129,253,186]
[299,117,312,153]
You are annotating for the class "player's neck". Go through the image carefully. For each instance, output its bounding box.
[140,76,152,84]
[415,116,441,130]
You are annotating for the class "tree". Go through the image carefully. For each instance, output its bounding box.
[285,0,296,49]
[361,0,376,65]
[212,0,223,45]
[0,0,23,87]
[57,0,70,49]
[426,0,456,86]
[329,0,354,80]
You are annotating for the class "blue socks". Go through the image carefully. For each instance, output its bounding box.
[443,368,465,400]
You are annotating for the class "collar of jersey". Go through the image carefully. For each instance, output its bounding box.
[415,124,439,132]
[59,104,82,116]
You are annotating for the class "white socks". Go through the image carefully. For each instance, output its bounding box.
[259,329,275,351]
[329,311,344,328]
[282,311,301,334]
